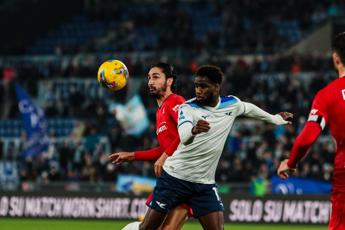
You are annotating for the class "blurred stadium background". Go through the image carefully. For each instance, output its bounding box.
[1,0,344,229]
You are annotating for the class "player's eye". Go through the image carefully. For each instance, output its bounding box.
[195,83,207,88]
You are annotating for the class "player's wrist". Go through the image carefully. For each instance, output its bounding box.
[273,114,286,125]
[286,160,296,169]
[161,152,169,159]
[131,152,137,160]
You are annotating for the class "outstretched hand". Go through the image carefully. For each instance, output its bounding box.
[192,120,210,135]
[277,159,297,179]
[108,152,134,165]
[278,112,293,124]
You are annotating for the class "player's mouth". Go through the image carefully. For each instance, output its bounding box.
[149,87,159,95]
[149,87,156,92]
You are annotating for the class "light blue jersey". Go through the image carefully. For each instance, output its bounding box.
[163,96,245,184]
[163,95,288,184]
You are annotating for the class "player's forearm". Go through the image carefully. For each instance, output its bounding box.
[178,122,195,145]
[243,102,287,125]
[134,147,163,160]
[287,122,321,168]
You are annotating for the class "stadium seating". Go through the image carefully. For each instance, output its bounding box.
[0,0,344,192]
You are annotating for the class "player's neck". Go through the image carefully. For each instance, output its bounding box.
[209,97,219,107]
[202,96,219,107]
[156,91,173,107]
[338,66,345,78]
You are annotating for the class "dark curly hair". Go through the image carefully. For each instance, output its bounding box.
[332,32,345,65]
[150,62,177,92]
[195,65,224,84]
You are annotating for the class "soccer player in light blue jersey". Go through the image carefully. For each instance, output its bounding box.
[138,65,293,230]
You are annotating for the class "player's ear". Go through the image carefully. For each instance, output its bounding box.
[215,83,221,93]
[167,78,173,87]
[333,52,341,66]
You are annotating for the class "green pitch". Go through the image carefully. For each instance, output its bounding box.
[0,219,326,230]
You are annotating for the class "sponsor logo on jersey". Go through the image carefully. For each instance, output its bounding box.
[157,125,167,135]
[201,115,210,119]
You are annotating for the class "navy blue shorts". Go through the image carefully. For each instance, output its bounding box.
[148,170,224,218]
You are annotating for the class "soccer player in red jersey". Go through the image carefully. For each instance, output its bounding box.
[277,32,345,230]
[108,63,191,230]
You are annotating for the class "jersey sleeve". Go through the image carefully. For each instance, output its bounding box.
[307,90,328,130]
[167,96,186,125]
[230,96,246,116]
[164,137,180,156]
[134,147,163,160]
[163,97,185,155]
[287,122,322,168]
[177,104,194,128]
[287,90,327,168]
[177,104,195,145]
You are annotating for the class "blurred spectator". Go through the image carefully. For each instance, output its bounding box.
[1,0,343,191]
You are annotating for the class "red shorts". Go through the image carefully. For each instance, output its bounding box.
[146,193,194,217]
[329,193,345,230]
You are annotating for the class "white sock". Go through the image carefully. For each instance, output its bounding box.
[122,221,141,230]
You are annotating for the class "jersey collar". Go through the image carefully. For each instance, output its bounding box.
[158,93,174,108]
[203,97,221,110]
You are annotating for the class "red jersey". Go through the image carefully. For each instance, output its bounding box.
[134,93,185,160]
[288,77,345,192]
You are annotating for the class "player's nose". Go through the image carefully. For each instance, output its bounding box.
[148,81,154,87]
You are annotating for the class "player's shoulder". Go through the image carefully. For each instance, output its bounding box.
[218,95,241,109]
[180,97,200,110]
[164,94,185,111]
[167,94,186,106]
[314,79,340,99]
[326,77,345,90]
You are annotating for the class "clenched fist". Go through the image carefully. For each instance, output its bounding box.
[278,112,293,124]
[192,120,210,135]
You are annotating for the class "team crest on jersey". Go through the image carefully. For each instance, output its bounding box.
[179,110,185,120]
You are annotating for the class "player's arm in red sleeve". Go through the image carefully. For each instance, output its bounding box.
[278,90,328,179]
[109,147,163,164]
[154,97,186,177]
[134,146,163,161]
[287,121,322,168]
[288,91,328,168]
[165,137,180,156]
[153,138,179,177]
[135,97,185,160]
[165,97,185,156]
